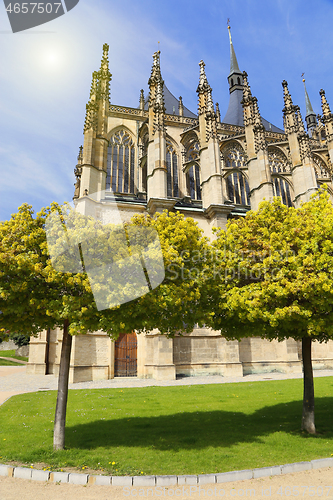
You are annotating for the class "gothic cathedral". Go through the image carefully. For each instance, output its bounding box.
[28,28,333,382]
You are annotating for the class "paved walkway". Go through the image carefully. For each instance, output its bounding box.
[1,366,333,405]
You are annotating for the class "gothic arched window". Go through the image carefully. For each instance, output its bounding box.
[223,143,246,169]
[272,177,293,207]
[106,130,135,194]
[226,171,250,205]
[268,148,290,173]
[186,164,201,200]
[186,141,199,163]
[313,155,331,181]
[166,140,179,198]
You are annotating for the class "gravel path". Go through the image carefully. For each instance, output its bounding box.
[1,366,333,403]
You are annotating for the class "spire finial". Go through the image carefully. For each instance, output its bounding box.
[227,22,240,75]
[302,73,315,116]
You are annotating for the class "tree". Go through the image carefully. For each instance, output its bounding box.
[0,204,107,449]
[0,204,209,449]
[205,189,333,434]
[10,333,30,347]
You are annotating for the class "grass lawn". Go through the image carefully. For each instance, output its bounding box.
[0,350,28,363]
[0,359,24,366]
[0,378,332,476]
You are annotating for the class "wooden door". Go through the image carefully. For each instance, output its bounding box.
[114,333,137,377]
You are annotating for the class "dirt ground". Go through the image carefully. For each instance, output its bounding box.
[1,467,333,500]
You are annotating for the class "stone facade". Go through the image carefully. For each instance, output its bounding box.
[28,29,333,382]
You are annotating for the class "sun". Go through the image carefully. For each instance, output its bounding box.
[43,50,62,69]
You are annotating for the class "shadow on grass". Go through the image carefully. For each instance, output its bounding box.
[65,397,333,451]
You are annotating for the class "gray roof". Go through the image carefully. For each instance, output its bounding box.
[222,88,284,133]
[145,83,197,118]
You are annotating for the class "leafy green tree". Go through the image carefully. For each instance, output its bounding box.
[206,189,333,434]
[0,204,208,449]
[9,333,30,347]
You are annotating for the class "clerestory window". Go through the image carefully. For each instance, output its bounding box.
[166,140,179,198]
[226,171,250,205]
[106,130,135,194]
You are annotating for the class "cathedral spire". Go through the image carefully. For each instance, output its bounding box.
[226,24,243,93]
[228,24,240,75]
[302,76,317,135]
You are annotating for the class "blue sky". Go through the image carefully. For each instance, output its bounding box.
[1,0,333,221]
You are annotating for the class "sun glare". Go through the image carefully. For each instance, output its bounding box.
[43,50,62,69]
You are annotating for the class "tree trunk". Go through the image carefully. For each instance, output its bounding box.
[301,337,316,434]
[53,319,72,450]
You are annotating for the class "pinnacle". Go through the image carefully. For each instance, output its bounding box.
[282,80,294,110]
[197,60,210,94]
[320,89,333,121]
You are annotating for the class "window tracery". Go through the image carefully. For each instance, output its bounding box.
[272,176,293,207]
[106,130,135,194]
[268,148,290,173]
[166,139,179,198]
[226,171,250,205]
[313,155,331,180]
[223,143,246,169]
[185,141,199,163]
[186,164,201,200]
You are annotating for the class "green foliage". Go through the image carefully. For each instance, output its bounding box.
[206,189,333,342]
[9,333,29,347]
[0,379,332,475]
[0,203,209,340]
[98,211,210,337]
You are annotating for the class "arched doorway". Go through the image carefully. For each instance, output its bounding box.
[114,333,137,377]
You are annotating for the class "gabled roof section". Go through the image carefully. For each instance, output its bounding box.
[222,88,284,133]
[145,83,197,118]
